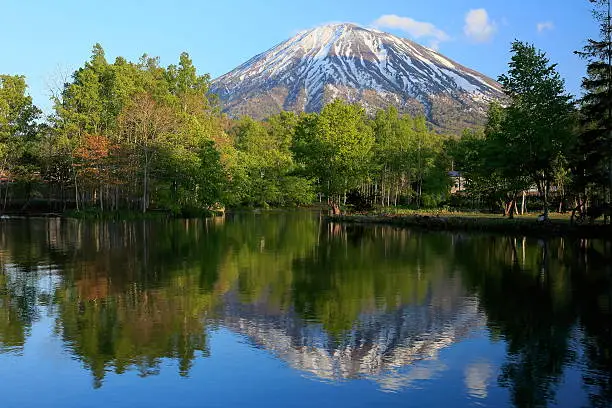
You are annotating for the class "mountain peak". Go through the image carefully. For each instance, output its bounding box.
[302,22,386,35]
[211,23,503,131]
[301,22,361,32]
[290,23,391,57]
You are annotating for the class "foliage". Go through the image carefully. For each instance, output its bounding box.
[574,0,612,208]
[4,34,609,218]
[451,43,576,217]
[497,41,575,217]
[293,100,375,204]
[0,75,42,210]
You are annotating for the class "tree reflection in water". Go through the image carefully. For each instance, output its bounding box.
[0,213,609,407]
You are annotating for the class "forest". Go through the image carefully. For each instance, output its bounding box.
[0,0,610,220]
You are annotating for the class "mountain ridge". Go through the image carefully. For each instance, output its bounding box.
[211,23,504,131]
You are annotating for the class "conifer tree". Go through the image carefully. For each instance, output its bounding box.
[575,0,612,215]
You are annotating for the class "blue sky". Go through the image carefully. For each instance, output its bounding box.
[1,0,598,113]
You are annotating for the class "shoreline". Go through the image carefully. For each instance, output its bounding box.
[326,214,612,239]
[0,206,320,220]
[0,209,221,220]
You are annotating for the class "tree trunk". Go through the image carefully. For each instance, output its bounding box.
[394,184,398,207]
[543,180,550,219]
[100,183,104,212]
[74,170,80,211]
[2,181,9,213]
[61,182,66,211]
[142,151,149,214]
[507,199,516,219]
[374,182,378,205]
[608,157,612,224]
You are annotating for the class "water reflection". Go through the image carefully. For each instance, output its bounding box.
[465,360,495,399]
[0,213,610,407]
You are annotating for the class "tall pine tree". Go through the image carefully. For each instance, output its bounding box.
[575,0,612,214]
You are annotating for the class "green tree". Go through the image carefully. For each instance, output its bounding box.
[575,0,612,218]
[294,100,374,212]
[227,115,312,207]
[498,41,575,219]
[451,102,533,215]
[371,107,415,206]
[230,116,284,206]
[484,101,532,216]
[0,74,41,211]
[50,45,229,214]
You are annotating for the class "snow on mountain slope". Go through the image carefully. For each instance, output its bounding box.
[211,23,504,131]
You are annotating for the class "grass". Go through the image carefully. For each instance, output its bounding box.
[328,208,611,238]
[372,207,569,218]
[366,207,604,224]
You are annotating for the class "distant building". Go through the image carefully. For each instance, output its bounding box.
[449,171,465,194]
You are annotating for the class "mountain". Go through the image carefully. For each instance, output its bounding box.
[218,274,484,391]
[210,23,504,132]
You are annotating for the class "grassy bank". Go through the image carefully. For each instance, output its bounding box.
[65,208,225,220]
[0,208,222,220]
[327,212,612,239]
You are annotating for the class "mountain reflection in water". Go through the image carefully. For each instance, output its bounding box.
[0,212,610,407]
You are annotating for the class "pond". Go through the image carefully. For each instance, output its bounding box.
[0,212,610,407]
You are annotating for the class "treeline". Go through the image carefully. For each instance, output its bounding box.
[0,45,451,215]
[0,0,610,217]
[1,46,228,215]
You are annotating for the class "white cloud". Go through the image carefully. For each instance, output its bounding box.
[464,9,497,43]
[428,40,442,51]
[537,21,554,33]
[373,14,451,48]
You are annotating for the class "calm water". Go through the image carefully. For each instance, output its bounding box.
[0,212,610,408]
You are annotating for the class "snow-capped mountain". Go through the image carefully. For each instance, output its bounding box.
[211,23,504,131]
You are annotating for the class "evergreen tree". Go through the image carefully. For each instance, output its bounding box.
[575,0,612,215]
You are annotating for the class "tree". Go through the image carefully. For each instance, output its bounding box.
[293,100,374,213]
[371,107,416,206]
[450,103,528,216]
[51,44,115,211]
[226,115,312,207]
[229,117,280,206]
[575,0,612,220]
[0,75,41,211]
[73,134,114,211]
[484,101,532,217]
[498,41,575,219]
[165,52,214,113]
[118,93,176,213]
[48,45,229,215]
